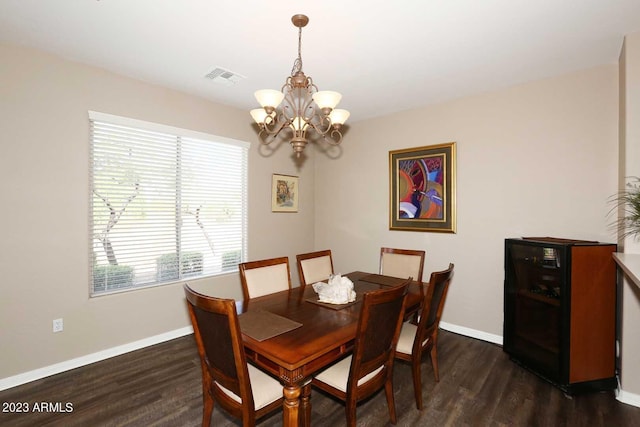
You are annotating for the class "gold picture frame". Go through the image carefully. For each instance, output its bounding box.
[389,142,456,232]
[272,174,299,212]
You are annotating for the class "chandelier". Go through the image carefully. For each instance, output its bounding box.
[250,14,349,158]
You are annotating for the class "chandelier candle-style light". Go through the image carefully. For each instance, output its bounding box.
[250,14,349,157]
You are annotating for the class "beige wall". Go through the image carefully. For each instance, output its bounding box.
[314,65,619,338]
[2,41,636,399]
[619,32,640,398]
[0,43,316,379]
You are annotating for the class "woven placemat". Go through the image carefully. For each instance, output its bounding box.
[239,310,302,341]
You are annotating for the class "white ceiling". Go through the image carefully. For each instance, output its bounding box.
[2,0,640,122]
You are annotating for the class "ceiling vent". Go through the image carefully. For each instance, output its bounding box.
[205,67,245,86]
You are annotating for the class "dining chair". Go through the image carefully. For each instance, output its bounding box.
[183,284,284,427]
[394,263,454,410]
[296,249,334,288]
[312,280,410,427]
[379,247,426,283]
[238,256,292,301]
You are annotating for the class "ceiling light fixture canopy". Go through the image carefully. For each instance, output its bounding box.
[250,14,349,158]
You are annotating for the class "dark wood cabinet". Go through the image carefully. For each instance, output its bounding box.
[503,237,617,394]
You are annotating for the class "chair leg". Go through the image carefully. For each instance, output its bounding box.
[345,400,357,427]
[411,356,423,410]
[202,391,214,427]
[430,344,440,382]
[384,377,397,424]
[242,414,257,427]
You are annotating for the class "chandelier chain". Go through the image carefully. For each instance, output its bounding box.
[291,26,303,76]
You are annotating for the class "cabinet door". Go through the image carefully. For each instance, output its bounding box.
[569,245,616,383]
[505,241,565,381]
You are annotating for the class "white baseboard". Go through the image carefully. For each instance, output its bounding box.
[440,321,503,346]
[616,389,640,408]
[0,326,194,392]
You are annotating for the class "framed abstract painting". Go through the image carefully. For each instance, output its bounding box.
[272,173,298,212]
[389,142,456,233]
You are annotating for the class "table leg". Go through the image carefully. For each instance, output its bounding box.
[299,382,312,426]
[283,384,301,427]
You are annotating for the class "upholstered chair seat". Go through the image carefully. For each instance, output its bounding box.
[395,322,426,354]
[216,364,283,410]
[313,356,384,391]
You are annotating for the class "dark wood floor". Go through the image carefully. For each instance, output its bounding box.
[1,330,639,426]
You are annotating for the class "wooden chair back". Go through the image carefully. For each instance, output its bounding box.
[416,263,454,350]
[184,284,255,424]
[312,280,410,426]
[350,282,409,394]
[296,249,334,288]
[379,247,426,283]
[239,256,292,301]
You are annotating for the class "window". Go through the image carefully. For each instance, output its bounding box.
[89,111,248,296]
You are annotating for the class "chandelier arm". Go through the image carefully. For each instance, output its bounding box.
[300,91,317,122]
[279,82,316,131]
[298,80,326,132]
[304,77,320,121]
[323,128,344,146]
[306,119,343,145]
[307,76,317,91]
[258,125,289,146]
[295,87,307,122]
[257,128,276,145]
[280,82,298,123]
[306,114,333,135]
[259,112,291,139]
[281,78,293,94]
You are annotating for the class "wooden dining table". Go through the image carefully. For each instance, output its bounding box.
[239,271,424,427]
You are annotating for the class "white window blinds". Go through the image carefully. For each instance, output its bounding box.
[89,111,248,296]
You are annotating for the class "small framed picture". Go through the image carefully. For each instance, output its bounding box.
[272,174,299,212]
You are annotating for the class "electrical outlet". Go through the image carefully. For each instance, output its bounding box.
[52,318,63,333]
